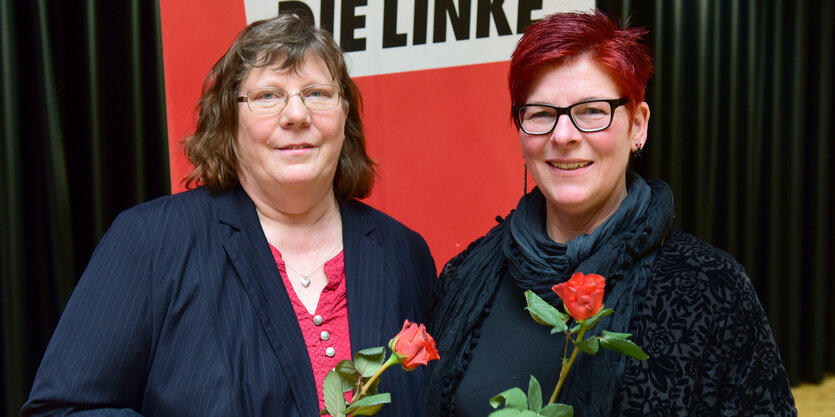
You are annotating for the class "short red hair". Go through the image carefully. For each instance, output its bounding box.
[509,9,653,122]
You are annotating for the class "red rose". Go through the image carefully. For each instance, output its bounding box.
[391,320,440,370]
[551,272,606,320]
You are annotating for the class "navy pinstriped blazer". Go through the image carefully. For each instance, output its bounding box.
[22,186,436,417]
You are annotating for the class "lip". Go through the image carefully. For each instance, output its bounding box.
[276,142,316,155]
[546,159,593,173]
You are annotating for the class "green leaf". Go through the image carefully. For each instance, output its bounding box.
[550,326,567,335]
[335,359,357,375]
[334,360,360,392]
[574,336,600,355]
[488,409,524,417]
[524,291,568,332]
[489,387,528,410]
[487,409,542,417]
[599,331,649,360]
[582,307,614,330]
[323,370,346,416]
[539,403,574,417]
[599,330,631,339]
[354,346,387,377]
[344,392,391,416]
[527,376,542,412]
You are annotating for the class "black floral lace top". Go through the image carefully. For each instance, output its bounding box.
[611,229,796,416]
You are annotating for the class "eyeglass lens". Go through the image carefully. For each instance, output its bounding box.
[518,100,615,134]
[244,84,340,113]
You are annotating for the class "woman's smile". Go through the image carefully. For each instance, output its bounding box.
[276,142,316,155]
[546,160,593,171]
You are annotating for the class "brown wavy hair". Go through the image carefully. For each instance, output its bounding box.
[182,13,375,202]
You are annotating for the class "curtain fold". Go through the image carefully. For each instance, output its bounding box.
[1,0,27,415]
[598,0,835,385]
[811,0,834,379]
[36,0,76,311]
[85,0,105,237]
[0,0,170,414]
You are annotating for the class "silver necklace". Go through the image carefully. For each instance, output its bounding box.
[284,242,343,288]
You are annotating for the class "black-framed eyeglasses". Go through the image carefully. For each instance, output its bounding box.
[513,98,629,134]
[237,84,343,114]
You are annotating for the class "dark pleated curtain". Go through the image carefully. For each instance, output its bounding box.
[0,0,170,415]
[597,0,835,386]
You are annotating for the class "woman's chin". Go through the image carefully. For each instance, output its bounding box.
[541,189,598,213]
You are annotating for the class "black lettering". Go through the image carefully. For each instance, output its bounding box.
[320,0,335,34]
[383,0,407,48]
[516,0,541,34]
[278,1,316,25]
[433,0,471,42]
[340,0,367,52]
[413,0,428,45]
[476,0,511,38]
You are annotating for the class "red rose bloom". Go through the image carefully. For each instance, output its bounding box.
[392,320,440,370]
[552,272,606,320]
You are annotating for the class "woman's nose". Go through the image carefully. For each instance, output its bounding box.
[549,114,580,146]
[278,95,311,127]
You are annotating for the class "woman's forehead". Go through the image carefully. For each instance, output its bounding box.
[240,54,336,88]
[251,51,335,76]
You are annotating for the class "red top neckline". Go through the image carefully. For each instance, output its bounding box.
[270,244,352,411]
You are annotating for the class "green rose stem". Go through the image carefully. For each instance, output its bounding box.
[352,354,401,404]
[548,320,588,405]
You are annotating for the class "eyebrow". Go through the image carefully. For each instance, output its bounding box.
[526,96,610,105]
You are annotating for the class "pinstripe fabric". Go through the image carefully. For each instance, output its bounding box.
[22,186,436,417]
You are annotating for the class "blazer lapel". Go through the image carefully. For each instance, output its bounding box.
[214,188,319,414]
[341,201,388,353]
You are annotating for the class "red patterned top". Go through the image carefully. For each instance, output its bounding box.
[270,245,352,411]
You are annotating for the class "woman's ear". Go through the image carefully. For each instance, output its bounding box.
[629,101,651,148]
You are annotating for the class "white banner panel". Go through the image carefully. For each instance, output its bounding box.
[242,0,593,76]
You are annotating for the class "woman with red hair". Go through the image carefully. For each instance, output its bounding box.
[425,9,795,416]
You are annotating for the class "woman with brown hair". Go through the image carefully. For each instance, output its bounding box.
[23,14,435,417]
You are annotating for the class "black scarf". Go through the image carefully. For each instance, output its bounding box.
[425,172,675,417]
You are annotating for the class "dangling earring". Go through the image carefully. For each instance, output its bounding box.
[523,163,528,195]
[632,144,643,159]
